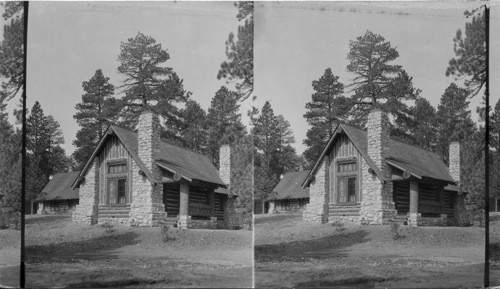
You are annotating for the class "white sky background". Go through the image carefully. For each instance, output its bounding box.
[2,1,500,157]
[254,1,500,155]
[23,1,248,155]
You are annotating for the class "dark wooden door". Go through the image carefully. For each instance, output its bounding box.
[163,183,180,217]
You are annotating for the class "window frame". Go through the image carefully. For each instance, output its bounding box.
[335,158,359,204]
[105,159,128,205]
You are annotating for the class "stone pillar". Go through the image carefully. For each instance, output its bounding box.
[359,108,397,225]
[72,159,99,225]
[449,142,460,184]
[178,182,190,229]
[268,201,275,214]
[408,179,420,226]
[129,110,165,227]
[37,202,45,215]
[303,157,329,223]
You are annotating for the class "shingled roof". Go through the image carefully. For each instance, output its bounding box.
[41,171,80,201]
[273,171,310,200]
[304,123,456,187]
[73,125,226,189]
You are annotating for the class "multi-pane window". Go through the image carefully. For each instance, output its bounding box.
[107,162,127,204]
[337,161,358,203]
[108,163,127,174]
[338,162,357,172]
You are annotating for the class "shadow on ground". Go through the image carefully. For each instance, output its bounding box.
[295,276,396,288]
[255,230,370,263]
[26,231,140,264]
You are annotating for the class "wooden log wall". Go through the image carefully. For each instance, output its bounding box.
[189,186,210,205]
[214,193,225,220]
[164,183,180,217]
[419,182,439,202]
[443,190,455,218]
[393,180,410,214]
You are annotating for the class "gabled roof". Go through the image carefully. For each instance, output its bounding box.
[272,171,310,200]
[41,171,80,201]
[72,125,225,189]
[303,123,456,187]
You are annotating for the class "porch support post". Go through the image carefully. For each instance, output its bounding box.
[178,182,191,229]
[408,179,420,227]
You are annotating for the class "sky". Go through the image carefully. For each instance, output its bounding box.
[22,1,247,155]
[254,1,500,155]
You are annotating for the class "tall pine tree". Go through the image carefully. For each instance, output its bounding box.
[345,30,420,128]
[72,69,119,169]
[303,68,348,166]
[206,86,246,165]
[116,32,190,129]
[435,83,477,164]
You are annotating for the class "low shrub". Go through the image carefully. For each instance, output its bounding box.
[101,221,115,233]
[331,218,346,234]
[390,222,404,240]
[161,224,176,242]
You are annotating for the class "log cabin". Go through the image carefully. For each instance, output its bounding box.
[302,108,466,226]
[71,110,235,229]
[267,170,310,214]
[37,171,80,214]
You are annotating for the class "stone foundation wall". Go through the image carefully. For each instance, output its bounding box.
[72,159,99,225]
[418,214,448,226]
[303,159,329,223]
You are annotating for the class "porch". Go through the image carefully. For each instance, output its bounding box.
[163,183,226,228]
[392,179,457,226]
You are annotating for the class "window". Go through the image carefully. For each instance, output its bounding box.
[108,163,127,174]
[108,178,127,204]
[337,160,358,203]
[338,162,357,172]
[106,161,128,204]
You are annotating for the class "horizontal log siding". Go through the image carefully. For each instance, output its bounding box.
[163,183,180,217]
[443,190,455,218]
[189,186,210,205]
[329,133,362,204]
[419,182,439,202]
[98,135,133,205]
[393,180,410,214]
[214,193,225,220]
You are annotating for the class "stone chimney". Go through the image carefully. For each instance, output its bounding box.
[367,108,390,171]
[130,109,164,227]
[449,142,460,184]
[359,108,396,225]
[219,145,231,187]
[138,110,160,170]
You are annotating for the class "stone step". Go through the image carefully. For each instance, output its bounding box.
[99,209,130,215]
[98,205,130,210]
[99,213,129,218]
[329,211,359,217]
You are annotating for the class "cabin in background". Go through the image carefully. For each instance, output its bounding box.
[267,170,310,214]
[37,171,80,214]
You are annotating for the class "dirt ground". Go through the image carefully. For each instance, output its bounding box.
[26,215,252,288]
[0,227,20,288]
[490,212,500,286]
[255,214,484,288]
